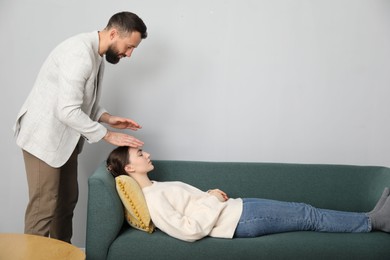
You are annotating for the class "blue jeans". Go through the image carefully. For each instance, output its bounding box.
[234,198,371,238]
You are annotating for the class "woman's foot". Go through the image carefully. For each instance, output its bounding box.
[369,187,390,214]
[369,194,390,232]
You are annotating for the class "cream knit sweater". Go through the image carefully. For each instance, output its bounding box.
[142,181,243,242]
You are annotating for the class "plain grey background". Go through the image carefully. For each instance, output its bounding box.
[1,0,389,248]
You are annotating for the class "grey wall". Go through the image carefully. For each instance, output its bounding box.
[1,0,389,247]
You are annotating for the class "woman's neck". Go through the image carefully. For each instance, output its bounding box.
[130,173,153,188]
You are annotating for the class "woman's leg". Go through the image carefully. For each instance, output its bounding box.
[234,198,371,238]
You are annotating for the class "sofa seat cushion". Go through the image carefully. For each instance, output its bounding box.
[107,228,390,260]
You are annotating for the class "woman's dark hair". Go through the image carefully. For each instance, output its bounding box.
[106,11,148,39]
[106,146,130,177]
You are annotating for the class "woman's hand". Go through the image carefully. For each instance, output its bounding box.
[207,189,229,202]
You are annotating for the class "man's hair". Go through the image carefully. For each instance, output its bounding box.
[106,11,148,39]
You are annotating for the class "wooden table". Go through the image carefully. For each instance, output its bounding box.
[0,233,85,260]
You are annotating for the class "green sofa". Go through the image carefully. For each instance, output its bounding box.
[86,160,390,260]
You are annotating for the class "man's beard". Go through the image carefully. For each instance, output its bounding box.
[105,45,120,64]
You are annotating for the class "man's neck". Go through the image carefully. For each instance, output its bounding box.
[97,30,108,56]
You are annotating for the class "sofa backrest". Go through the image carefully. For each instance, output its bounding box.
[149,160,390,212]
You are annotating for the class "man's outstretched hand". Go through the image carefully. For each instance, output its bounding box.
[99,113,144,147]
[103,130,144,148]
[106,115,142,131]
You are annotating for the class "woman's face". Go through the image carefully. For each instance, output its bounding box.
[127,147,154,173]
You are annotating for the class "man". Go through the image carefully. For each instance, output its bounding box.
[13,11,147,243]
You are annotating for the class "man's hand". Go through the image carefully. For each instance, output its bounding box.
[100,113,142,131]
[103,130,144,148]
[107,115,142,130]
[207,189,229,202]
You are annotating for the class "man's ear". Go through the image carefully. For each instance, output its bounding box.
[109,28,118,40]
[125,164,135,173]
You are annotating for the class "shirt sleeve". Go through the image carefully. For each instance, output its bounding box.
[55,44,107,143]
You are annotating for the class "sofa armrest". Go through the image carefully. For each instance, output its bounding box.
[86,162,124,260]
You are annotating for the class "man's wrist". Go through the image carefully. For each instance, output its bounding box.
[99,112,111,123]
[103,130,111,140]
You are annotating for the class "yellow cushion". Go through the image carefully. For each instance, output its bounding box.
[115,175,155,233]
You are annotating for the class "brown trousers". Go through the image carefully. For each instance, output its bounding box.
[22,149,79,243]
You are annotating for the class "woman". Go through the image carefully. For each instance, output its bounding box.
[106,146,390,242]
